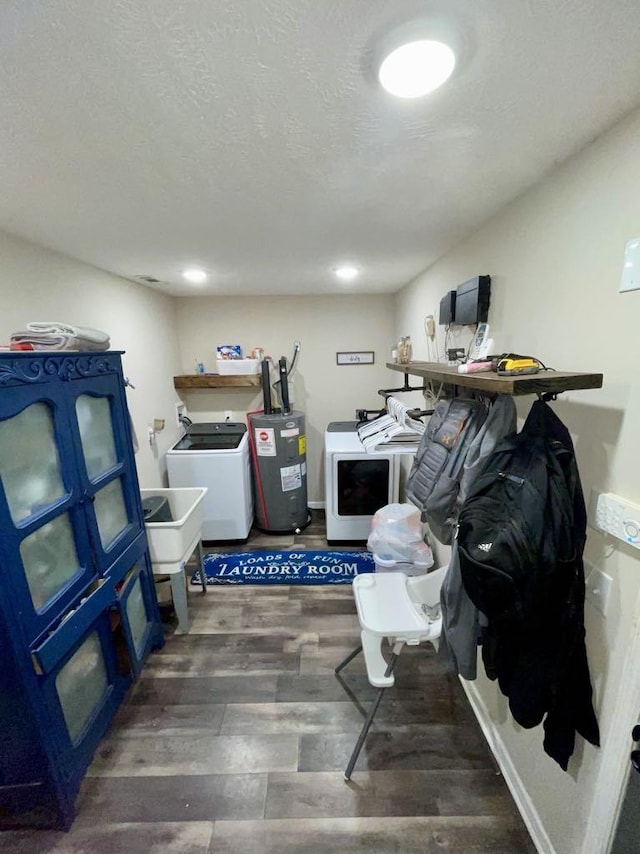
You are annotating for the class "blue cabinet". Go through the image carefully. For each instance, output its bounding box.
[0,352,163,830]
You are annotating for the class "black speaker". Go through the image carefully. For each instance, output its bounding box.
[439,290,456,325]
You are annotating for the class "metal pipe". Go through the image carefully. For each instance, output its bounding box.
[278,357,290,414]
[261,361,272,414]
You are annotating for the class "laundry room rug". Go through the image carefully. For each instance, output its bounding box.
[192,550,376,585]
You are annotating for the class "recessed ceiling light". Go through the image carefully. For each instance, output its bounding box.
[334,265,359,282]
[182,267,208,284]
[378,39,455,98]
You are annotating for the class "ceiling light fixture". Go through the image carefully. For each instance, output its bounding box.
[334,265,359,282]
[378,39,455,98]
[182,267,208,284]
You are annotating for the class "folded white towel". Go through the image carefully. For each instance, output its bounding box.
[11,332,109,351]
[26,322,110,345]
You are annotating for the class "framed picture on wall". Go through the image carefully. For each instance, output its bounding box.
[336,351,375,365]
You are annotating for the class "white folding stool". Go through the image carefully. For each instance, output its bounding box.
[335,565,447,779]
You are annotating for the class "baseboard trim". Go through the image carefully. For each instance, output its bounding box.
[461,678,555,854]
[307,500,326,510]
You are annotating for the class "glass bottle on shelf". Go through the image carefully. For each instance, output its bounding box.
[405,336,413,363]
[397,336,412,364]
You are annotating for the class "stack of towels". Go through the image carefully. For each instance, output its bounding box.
[11,322,110,352]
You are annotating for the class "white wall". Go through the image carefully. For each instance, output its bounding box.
[0,231,183,487]
[174,294,397,503]
[395,107,640,854]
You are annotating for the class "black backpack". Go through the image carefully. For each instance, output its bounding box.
[457,400,579,627]
[405,396,489,544]
[456,400,599,770]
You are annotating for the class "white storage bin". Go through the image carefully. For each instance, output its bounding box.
[140,487,207,567]
[216,359,261,375]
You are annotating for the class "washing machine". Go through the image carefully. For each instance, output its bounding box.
[324,421,400,543]
[166,422,253,540]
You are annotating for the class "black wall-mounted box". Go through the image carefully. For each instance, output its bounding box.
[454,275,491,325]
[439,290,457,325]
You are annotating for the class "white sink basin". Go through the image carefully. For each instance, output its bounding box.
[140,487,207,570]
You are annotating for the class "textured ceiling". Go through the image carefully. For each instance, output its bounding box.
[1,0,640,295]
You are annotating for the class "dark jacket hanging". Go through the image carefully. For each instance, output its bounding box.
[457,399,600,771]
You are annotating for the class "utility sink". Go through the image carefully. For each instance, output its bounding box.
[140,487,207,570]
[140,487,208,635]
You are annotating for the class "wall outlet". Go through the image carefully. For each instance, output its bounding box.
[584,561,612,617]
[175,402,187,427]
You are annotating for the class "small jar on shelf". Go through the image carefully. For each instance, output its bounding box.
[396,336,412,364]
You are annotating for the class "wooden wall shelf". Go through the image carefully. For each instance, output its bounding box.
[386,362,603,397]
[173,374,261,390]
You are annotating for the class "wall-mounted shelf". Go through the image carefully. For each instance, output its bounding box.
[386,362,603,396]
[173,374,261,390]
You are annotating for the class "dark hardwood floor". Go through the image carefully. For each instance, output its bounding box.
[4,512,536,853]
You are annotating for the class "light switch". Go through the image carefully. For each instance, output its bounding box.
[620,237,640,293]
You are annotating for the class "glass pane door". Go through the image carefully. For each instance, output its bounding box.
[19,513,82,612]
[124,575,149,657]
[0,401,66,523]
[39,606,130,784]
[55,630,109,744]
[75,394,118,481]
[0,395,97,637]
[68,376,143,568]
[93,478,129,548]
[118,561,161,676]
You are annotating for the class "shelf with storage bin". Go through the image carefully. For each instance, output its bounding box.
[173,374,261,389]
[386,361,603,396]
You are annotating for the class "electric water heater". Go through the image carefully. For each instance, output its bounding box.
[248,410,308,533]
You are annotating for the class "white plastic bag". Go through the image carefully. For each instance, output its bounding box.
[367,503,434,568]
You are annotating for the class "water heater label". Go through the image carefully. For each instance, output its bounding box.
[255,427,276,456]
[298,435,306,456]
[280,427,299,438]
[281,463,302,492]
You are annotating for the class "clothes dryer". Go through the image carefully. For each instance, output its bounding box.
[324,421,400,543]
[166,422,253,540]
